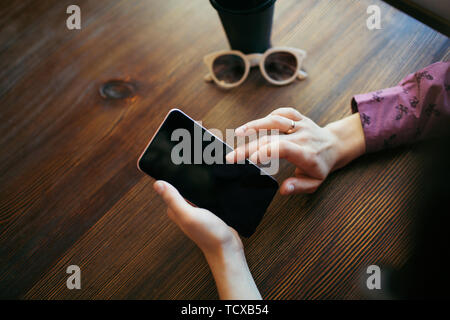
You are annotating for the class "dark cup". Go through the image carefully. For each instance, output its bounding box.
[210,0,276,54]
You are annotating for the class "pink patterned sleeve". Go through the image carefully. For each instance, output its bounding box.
[351,61,450,153]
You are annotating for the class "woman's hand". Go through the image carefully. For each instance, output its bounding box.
[226,107,366,195]
[153,180,261,300]
[153,180,242,256]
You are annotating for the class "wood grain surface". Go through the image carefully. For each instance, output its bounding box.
[0,0,449,299]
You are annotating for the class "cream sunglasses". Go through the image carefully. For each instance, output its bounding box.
[204,47,308,89]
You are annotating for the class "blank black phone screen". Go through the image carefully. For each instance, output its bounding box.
[138,109,278,237]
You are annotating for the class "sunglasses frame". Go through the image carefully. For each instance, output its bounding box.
[204,47,307,89]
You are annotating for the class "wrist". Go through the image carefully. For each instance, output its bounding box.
[203,237,261,300]
[204,237,245,270]
[326,113,366,171]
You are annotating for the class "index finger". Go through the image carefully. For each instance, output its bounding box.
[235,114,295,136]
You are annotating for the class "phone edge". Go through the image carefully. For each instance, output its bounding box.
[136,108,278,185]
[136,108,181,174]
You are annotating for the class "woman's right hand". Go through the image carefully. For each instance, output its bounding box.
[226,107,366,195]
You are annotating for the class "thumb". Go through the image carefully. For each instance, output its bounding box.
[281,176,323,195]
[153,180,194,218]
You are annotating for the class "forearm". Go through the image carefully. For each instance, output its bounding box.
[204,246,262,300]
[326,112,366,171]
[350,61,450,152]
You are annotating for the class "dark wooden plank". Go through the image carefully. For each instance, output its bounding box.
[0,0,448,299]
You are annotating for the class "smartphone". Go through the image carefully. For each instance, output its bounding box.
[137,109,278,237]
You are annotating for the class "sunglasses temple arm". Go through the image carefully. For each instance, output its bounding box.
[297,69,308,80]
[204,74,213,82]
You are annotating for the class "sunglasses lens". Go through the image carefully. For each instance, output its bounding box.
[264,52,298,82]
[212,54,246,84]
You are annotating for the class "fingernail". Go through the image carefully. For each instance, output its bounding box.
[235,125,247,136]
[249,153,257,163]
[286,184,294,194]
[154,181,165,194]
[225,152,234,163]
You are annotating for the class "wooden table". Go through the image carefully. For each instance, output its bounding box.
[0,0,449,299]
